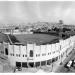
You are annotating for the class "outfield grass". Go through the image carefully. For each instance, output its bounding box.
[14,34,59,45]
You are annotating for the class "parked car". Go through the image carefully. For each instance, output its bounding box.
[71,60,75,68]
[67,60,72,68]
[64,60,72,71]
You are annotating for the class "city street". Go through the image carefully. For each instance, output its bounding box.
[55,48,75,73]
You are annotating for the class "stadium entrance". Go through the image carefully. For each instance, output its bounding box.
[27,43,34,67]
[27,44,34,60]
[28,50,34,68]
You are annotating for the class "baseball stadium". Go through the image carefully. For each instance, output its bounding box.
[0,28,75,72]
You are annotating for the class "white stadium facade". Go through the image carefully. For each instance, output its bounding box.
[0,30,75,72]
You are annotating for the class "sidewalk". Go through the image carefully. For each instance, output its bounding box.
[0,56,13,73]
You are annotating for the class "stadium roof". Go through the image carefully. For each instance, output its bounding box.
[0,33,10,43]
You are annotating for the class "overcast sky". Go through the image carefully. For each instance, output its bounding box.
[0,1,75,24]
